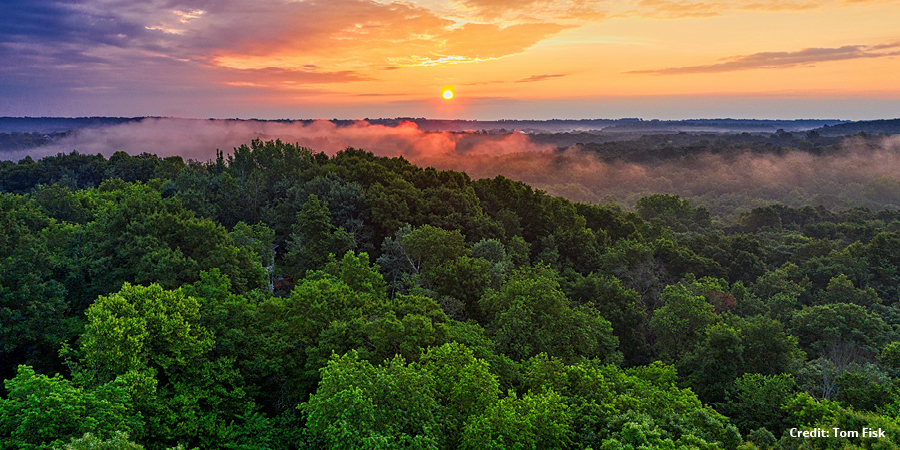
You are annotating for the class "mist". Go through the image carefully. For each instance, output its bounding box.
[10,118,900,219]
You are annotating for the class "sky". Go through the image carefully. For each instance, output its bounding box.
[1,0,899,120]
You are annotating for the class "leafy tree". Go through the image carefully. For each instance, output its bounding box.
[376,224,470,296]
[636,194,711,232]
[302,351,440,450]
[0,193,76,375]
[76,283,258,449]
[471,238,514,287]
[78,283,213,382]
[54,432,147,450]
[303,343,500,450]
[229,221,276,288]
[739,315,805,376]
[815,274,881,307]
[284,194,356,277]
[0,366,137,450]
[480,266,619,363]
[834,365,894,411]
[563,271,649,365]
[521,357,740,449]
[740,205,783,232]
[419,342,501,449]
[31,183,95,224]
[719,373,796,435]
[403,225,468,271]
[681,323,745,404]
[460,390,571,450]
[600,238,664,311]
[789,303,892,356]
[259,262,454,402]
[882,341,900,372]
[649,283,717,361]
[80,180,266,297]
[321,250,387,297]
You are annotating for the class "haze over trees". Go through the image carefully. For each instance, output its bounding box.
[2,136,900,449]
[5,117,900,223]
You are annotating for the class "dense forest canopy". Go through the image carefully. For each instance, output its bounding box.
[2,138,900,449]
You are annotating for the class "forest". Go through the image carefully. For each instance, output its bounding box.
[2,137,900,450]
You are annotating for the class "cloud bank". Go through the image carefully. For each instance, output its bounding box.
[10,118,900,219]
[629,42,900,75]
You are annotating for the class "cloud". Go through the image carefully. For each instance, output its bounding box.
[0,0,578,97]
[628,0,720,18]
[0,1,148,47]
[454,0,609,21]
[16,118,554,164]
[217,67,374,87]
[627,42,900,75]
[437,22,575,60]
[460,80,506,85]
[175,0,573,70]
[516,73,567,83]
[738,0,820,11]
[457,0,546,18]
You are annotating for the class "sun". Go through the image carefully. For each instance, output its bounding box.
[441,86,454,100]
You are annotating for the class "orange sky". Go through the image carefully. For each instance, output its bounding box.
[1,0,898,119]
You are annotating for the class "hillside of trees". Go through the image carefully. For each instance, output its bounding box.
[2,140,900,449]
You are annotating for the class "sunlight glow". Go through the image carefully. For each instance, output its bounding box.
[442,86,455,100]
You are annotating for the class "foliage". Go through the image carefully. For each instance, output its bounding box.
[479,265,619,363]
[0,366,137,450]
[4,139,900,450]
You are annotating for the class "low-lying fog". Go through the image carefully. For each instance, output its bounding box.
[7,118,900,219]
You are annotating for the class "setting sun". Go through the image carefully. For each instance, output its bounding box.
[442,86,454,100]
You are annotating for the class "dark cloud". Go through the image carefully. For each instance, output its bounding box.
[516,74,567,83]
[0,1,147,47]
[627,42,900,75]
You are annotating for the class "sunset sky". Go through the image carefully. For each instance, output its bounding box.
[1,0,899,120]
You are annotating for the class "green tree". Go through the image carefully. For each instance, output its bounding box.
[480,266,619,363]
[284,194,355,277]
[649,283,717,361]
[789,303,892,356]
[301,351,440,449]
[81,180,266,296]
[54,432,145,450]
[739,315,804,376]
[563,271,649,365]
[460,390,571,450]
[719,373,796,435]
[682,323,745,404]
[419,343,500,449]
[228,221,276,276]
[0,193,76,374]
[76,283,257,449]
[0,366,137,450]
[636,194,711,232]
[816,274,880,307]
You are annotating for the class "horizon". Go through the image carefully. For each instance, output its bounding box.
[2,1,899,120]
[0,115,873,122]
